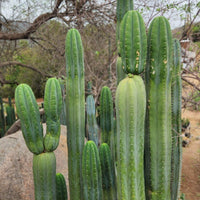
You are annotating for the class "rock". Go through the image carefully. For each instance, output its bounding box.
[0,124,68,200]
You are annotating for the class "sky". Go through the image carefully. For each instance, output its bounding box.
[1,0,200,29]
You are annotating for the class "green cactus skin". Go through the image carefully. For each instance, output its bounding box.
[86,94,99,146]
[171,39,182,200]
[44,78,62,152]
[33,152,56,200]
[0,97,5,137]
[115,75,146,200]
[120,10,147,75]
[82,141,103,200]
[99,143,116,200]
[144,16,173,200]
[116,0,133,48]
[100,86,113,145]
[65,28,85,200]
[56,173,68,200]
[116,56,126,85]
[15,84,44,155]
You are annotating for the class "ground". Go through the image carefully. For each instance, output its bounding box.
[181,109,200,200]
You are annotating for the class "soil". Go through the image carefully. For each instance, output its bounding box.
[181,109,200,200]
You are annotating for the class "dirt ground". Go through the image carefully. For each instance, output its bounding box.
[181,109,200,200]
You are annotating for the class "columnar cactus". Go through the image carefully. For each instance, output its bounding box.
[120,10,147,75]
[171,38,182,200]
[33,152,56,200]
[15,78,62,200]
[56,173,68,200]
[144,16,173,200]
[115,75,146,200]
[86,94,99,146]
[65,28,85,200]
[116,56,126,85]
[82,141,103,200]
[15,84,44,155]
[100,86,113,146]
[6,96,16,130]
[44,78,62,152]
[99,143,116,200]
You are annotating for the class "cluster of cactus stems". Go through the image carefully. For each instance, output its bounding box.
[14,0,183,199]
[15,77,67,200]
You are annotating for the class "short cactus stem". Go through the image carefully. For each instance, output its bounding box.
[99,143,117,200]
[56,173,68,200]
[82,141,103,200]
[115,75,146,200]
[144,16,173,200]
[116,56,126,85]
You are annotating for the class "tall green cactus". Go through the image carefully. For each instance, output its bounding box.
[115,75,146,200]
[44,78,62,152]
[33,152,56,200]
[116,56,126,85]
[82,141,103,200]
[86,94,99,146]
[171,38,182,200]
[0,97,5,137]
[100,86,113,145]
[15,84,44,155]
[144,16,173,200]
[99,143,116,200]
[56,173,68,200]
[116,0,134,48]
[120,10,147,74]
[65,28,85,200]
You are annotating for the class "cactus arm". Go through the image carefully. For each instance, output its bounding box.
[82,141,103,200]
[120,10,147,74]
[171,39,182,200]
[15,84,44,155]
[116,75,146,200]
[33,152,56,200]
[65,28,85,200]
[144,16,173,200]
[44,78,62,152]
[116,56,126,85]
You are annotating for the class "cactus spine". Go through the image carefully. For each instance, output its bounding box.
[100,86,113,145]
[99,143,116,200]
[44,78,62,152]
[56,173,68,200]
[33,152,56,200]
[171,39,182,200]
[86,94,99,146]
[116,56,126,85]
[82,141,103,200]
[144,16,173,200]
[15,84,44,155]
[65,28,85,200]
[115,75,146,200]
[120,10,147,74]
